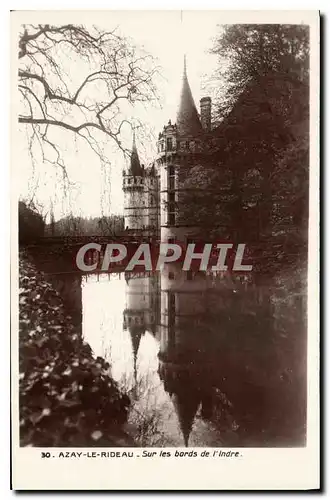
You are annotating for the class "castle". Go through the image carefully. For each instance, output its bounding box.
[123,57,212,243]
[120,263,273,447]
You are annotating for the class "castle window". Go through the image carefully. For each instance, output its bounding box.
[168,202,175,213]
[166,137,173,151]
[168,165,175,176]
[168,212,176,225]
[128,178,132,185]
[168,165,175,191]
[168,292,176,314]
[167,177,176,225]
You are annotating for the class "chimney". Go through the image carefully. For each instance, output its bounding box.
[200,97,211,132]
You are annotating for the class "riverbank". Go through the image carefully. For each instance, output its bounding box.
[19,251,134,447]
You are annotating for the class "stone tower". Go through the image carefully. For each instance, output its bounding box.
[144,162,160,235]
[123,132,159,235]
[122,58,211,240]
[123,271,160,386]
[156,56,212,243]
[157,263,220,446]
[123,132,147,231]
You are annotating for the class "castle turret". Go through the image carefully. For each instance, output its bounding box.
[122,59,213,241]
[123,271,160,388]
[157,264,221,446]
[156,57,208,244]
[145,162,160,234]
[123,132,148,231]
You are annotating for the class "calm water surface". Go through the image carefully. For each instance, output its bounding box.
[46,263,306,447]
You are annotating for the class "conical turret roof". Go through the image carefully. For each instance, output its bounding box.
[129,324,144,386]
[129,324,144,359]
[172,389,200,447]
[176,56,202,137]
[129,130,143,176]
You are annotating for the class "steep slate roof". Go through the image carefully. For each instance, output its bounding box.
[128,324,144,385]
[129,131,143,176]
[176,56,202,137]
[172,389,200,447]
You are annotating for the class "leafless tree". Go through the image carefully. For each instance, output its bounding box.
[18,24,160,184]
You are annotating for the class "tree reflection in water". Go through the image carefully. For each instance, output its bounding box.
[51,263,306,447]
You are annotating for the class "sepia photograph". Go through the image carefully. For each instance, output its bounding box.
[11,9,320,490]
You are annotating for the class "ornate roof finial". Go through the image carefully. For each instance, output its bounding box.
[176,55,202,137]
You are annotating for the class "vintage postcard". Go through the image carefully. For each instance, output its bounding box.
[11,9,320,490]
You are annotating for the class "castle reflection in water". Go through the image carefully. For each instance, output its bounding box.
[50,264,306,448]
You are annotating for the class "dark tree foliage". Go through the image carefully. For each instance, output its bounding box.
[212,24,309,117]
[45,214,124,236]
[180,24,309,273]
[19,255,131,446]
[19,200,45,244]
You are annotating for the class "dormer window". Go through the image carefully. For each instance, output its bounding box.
[166,137,173,151]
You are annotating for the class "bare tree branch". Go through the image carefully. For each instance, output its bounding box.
[18,23,161,176]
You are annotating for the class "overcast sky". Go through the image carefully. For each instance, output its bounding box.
[18,11,222,220]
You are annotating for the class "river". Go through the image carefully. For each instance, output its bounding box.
[41,260,306,448]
